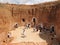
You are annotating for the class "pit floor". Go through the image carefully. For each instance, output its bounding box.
[0,26,59,45]
[10,26,47,43]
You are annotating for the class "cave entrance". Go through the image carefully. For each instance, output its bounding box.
[33,18,36,23]
[21,18,26,26]
[32,17,36,26]
[22,18,25,22]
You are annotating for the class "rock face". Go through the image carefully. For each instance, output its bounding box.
[0,6,14,42]
[0,1,60,42]
[0,7,14,33]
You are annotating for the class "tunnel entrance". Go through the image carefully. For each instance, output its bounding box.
[32,18,36,23]
[22,18,25,22]
[32,17,36,26]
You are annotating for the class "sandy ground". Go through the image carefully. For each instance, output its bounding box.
[0,26,59,45]
[9,26,47,43]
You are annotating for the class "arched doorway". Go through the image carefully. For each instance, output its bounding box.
[21,18,26,26]
[22,18,25,22]
[32,17,36,27]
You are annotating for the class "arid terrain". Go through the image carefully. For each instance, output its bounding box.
[0,26,59,45]
[0,1,60,45]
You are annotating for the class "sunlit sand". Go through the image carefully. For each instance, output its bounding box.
[10,26,47,43]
